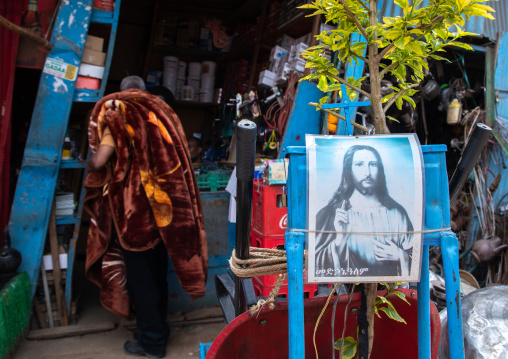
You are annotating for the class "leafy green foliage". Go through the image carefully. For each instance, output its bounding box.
[334,336,358,359]
[299,0,495,128]
[374,283,411,324]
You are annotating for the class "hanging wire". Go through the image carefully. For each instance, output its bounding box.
[331,284,344,359]
[314,283,339,359]
[339,284,356,359]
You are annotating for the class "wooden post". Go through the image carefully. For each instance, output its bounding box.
[49,204,69,326]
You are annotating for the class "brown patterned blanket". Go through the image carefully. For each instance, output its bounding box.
[83,89,207,318]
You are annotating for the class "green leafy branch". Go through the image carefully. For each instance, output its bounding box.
[374,283,410,324]
[298,0,496,134]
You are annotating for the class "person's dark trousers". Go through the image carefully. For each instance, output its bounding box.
[122,240,170,357]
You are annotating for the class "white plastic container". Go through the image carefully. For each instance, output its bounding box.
[177,61,186,79]
[182,85,194,101]
[188,78,200,101]
[163,56,178,70]
[199,85,214,102]
[162,69,177,94]
[447,99,462,125]
[200,73,215,90]
[188,62,201,79]
[175,78,185,100]
[201,61,216,76]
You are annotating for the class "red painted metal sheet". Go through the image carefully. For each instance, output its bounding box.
[206,289,440,359]
[0,0,22,244]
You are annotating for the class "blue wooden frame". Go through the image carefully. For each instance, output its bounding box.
[284,144,465,358]
[9,0,94,299]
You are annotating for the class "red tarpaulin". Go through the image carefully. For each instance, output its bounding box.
[0,1,22,244]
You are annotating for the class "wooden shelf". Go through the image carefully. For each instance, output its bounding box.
[175,100,220,108]
[151,46,227,59]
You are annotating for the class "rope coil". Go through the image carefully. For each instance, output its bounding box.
[229,247,293,315]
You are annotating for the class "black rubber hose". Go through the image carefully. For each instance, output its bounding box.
[449,123,491,204]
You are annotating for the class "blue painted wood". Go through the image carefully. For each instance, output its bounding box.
[417,245,431,359]
[440,231,465,359]
[337,32,366,136]
[9,0,93,296]
[65,237,77,314]
[285,144,464,359]
[199,343,212,359]
[277,81,323,158]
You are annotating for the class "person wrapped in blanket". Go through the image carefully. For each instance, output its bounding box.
[84,85,206,358]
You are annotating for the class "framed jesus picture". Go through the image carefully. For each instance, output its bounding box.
[306,134,424,283]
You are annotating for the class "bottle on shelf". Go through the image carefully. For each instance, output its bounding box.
[62,133,72,160]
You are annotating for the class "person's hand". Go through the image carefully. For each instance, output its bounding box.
[333,202,350,257]
[333,201,349,232]
[374,240,402,261]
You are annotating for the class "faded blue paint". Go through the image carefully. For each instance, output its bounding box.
[285,144,464,358]
[9,0,93,297]
[278,81,323,158]
[74,6,121,102]
[417,245,431,359]
[337,32,366,136]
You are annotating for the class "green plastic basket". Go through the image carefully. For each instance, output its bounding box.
[0,272,31,359]
[197,170,231,192]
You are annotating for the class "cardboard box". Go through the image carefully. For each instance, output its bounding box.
[258,70,277,87]
[270,45,288,61]
[85,35,104,52]
[82,48,106,66]
[78,63,105,79]
[277,34,296,50]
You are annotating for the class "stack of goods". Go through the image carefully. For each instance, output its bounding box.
[186,62,201,102]
[251,167,318,298]
[162,56,178,95]
[175,61,186,100]
[76,35,106,90]
[55,192,75,217]
[200,61,216,103]
[94,0,114,11]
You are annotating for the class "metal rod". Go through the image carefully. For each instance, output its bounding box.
[449,123,492,204]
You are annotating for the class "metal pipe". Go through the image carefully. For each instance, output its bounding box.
[449,123,492,204]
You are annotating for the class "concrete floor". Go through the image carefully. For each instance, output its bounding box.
[11,261,227,359]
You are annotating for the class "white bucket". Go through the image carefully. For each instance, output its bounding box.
[175,78,185,100]
[188,62,201,79]
[201,61,216,76]
[177,61,186,79]
[182,85,194,101]
[199,87,214,103]
[163,56,178,70]
[200,73,215,91]
[188,78,200,101]
[162,69,177,94]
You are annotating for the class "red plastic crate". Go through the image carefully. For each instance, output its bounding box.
[251,179,288,237]
[253,279,318,299]
[251,230,285,250]
[254,273,288,287]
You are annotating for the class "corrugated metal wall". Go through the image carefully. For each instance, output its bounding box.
[379,0,505,41]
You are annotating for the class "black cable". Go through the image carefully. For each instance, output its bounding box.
[357,284,369,359]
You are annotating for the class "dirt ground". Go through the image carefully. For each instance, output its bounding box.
[11,264,227,359]
[12,299,226,359]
